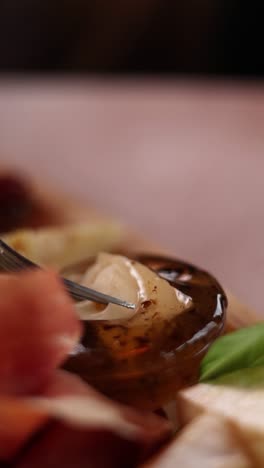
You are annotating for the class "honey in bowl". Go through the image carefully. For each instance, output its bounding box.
[63,253,227,410]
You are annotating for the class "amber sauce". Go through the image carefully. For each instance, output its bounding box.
[64,254,227,410]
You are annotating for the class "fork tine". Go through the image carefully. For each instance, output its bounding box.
[0,240,135,309]
[0,255,14,271]
[0,241,35,268]
[0,250,21,270]
[0,247,20,270]
[0,241,35,272]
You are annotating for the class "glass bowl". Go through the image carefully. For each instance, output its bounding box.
[63,253,227,410]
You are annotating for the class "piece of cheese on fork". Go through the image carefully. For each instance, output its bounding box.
[177,383,264,466]
[143,412,252,468]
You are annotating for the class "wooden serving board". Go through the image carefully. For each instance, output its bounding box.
[33,182,261,332]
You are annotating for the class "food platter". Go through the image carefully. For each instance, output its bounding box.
[0,170,262,467]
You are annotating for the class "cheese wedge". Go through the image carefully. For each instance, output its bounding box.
[177,383,264,465]
[143,412,252,468]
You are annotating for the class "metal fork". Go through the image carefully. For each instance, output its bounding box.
[0,240,135,310]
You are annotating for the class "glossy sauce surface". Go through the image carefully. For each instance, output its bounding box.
[64,254,227,409]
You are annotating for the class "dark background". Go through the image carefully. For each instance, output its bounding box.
[0,1,263,76]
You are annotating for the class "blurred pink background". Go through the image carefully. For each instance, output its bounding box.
[0,80,264,314]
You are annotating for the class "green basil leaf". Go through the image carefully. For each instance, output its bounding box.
[200,322,264,382]
[210,366,264,389]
